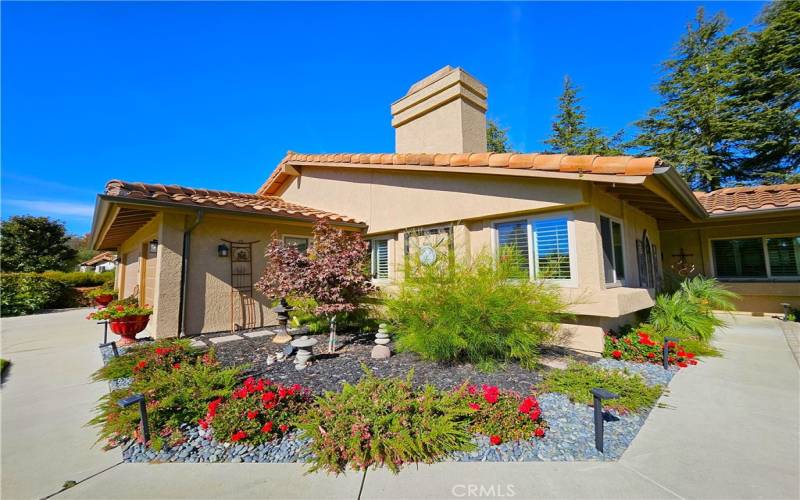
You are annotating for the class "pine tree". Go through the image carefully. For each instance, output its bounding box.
[486,119,511,153]
[632,8,745,191]
[730,1,800,184]
[545,76,624,156]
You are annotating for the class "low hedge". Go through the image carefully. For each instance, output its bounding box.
[0,271,114,316]
[1,273,71,316]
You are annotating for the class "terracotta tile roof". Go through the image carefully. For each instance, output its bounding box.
[694,184,800,215]
[104,180,364,225]
[81,251,116,266]
[259,151,665,195]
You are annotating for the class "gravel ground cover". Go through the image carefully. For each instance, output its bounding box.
[198,331,599,394]
[113,332,675,465]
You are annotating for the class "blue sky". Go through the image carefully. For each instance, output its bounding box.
[2,1,767,234]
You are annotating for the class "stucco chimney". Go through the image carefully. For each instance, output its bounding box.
[391,66,488,153]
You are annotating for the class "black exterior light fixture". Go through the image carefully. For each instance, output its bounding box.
[591,388,619,453]
[217,243,229,258]
[118,393,150,444]
[148,239,159,254]
[663,336,680,370]
[99,340,118,358]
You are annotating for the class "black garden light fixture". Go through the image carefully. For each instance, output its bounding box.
[99,340,119,358]
[148,239,159,254]
[663,336,680,370]
[118,393,150,444]
[217,243,230,258]
[97,320,109,345]
[591,387,619,453]
[781,303,791,321]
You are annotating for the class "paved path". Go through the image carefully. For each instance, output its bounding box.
[1,312,797,499]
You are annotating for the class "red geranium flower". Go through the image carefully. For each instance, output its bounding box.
[198,418,208,429]
[172,363,181,369]
[529,408,542,421]
[279,424,289,433]
[518,397,537,414]
[468,402,481,411]
[262,391,276,403]
[489,435,502,446]
[261,421,273,433]
[534,428,545,438]
[230,430,247,442]
[611,350,622,359]
[689,359,698,365]
[482,385,500,404]
[207,398,222,418]
[647,352,655,359]
[677,361,688,368]
[467,385,477,395]
[667,341,677,349]
[686,352,695,359]
[246,410,258,420]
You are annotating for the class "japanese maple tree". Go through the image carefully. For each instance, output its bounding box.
[256,221,374,352]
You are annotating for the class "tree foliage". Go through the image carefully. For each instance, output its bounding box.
[0,215,78,272]
[633,5,799,190]
[486,119,511,153]
[544,75,625,156]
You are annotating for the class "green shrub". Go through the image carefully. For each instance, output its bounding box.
[84,287,118,299]
[205,378,312,444]
[648,292,722,342]
[42,270,114,287]
[540,362,663,413]
[457,384,547,443]
[385,250,565,370]
[297,367,474,473]
[90,340,242,450]
[0,273,70,316]
[288,296,379,334]
[679,276,739,313]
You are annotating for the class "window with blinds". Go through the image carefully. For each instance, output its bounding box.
[600,215,625,284]
[371,239,389,279]
[712,235,800,279]
[533,217,572,280]
[495,220,530,278]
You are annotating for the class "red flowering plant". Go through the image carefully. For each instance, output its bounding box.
[604,325,698,368]
[457,384,548,445]
[89,340,241,451]
[205,377,312,445]
[87,302,153,321]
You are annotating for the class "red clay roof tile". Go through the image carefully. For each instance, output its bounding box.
[694,184,800,214]
[104,180,363,224]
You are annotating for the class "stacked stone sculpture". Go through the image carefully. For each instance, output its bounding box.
[371,323,391,359]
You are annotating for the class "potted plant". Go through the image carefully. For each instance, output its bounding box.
[88,301,153,345]
[85,287,118,307]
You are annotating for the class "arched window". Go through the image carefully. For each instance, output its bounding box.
[637,230,658,289]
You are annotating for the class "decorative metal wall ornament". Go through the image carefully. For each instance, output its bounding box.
[222,239,259,333]
[670,247,696,277]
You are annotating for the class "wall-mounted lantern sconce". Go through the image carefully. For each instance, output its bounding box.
[148,239,159,254]
[217,244,230,258]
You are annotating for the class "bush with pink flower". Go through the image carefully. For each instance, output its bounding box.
[604,326,698,368]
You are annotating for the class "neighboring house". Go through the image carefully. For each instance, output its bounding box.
[79,251,117,273]
[90,66,799,355]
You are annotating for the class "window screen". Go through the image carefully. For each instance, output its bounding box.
[371,239,389,279]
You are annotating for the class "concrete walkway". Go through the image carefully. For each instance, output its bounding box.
[1,312,798,499]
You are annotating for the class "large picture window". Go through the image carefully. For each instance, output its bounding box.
[600,215,625,284]
[494,214,574,284]
[712,236,800,279]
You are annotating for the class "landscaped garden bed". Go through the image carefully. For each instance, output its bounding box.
[89,224,727,472]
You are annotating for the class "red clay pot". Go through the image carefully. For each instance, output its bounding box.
[109,315,150,345]
[94,294,115,307]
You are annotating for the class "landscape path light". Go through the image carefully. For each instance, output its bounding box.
[97,320,109,344]
[663,336,680,370]
[99,340,119,359]
[781,303,790,321]
[118,393,150,444]
[591,387,619,453]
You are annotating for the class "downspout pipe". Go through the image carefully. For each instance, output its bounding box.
[177,210,204,338]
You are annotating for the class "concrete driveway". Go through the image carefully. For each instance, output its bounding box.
[1,311,798,499]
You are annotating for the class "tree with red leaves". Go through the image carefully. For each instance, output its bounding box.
[256,221,374,352]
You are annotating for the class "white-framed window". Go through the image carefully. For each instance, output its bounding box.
[283,236,309,254]
[370,238,390,280]
[493,212,577,286]
[711,235,800,280]
[599,214,625,285]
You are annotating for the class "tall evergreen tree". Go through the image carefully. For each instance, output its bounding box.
[730,1,800,184]
[545,76,624,155]
[632,9,745,191]
[486,119,511,153]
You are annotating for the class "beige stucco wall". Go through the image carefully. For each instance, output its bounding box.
[183,214,316,335]
[661,218,800,313]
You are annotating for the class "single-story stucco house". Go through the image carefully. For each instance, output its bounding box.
[90,66,800,355]
[79,251,117,273]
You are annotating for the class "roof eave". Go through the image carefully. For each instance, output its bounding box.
[97,194,367,229]
[652,166,709,220]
